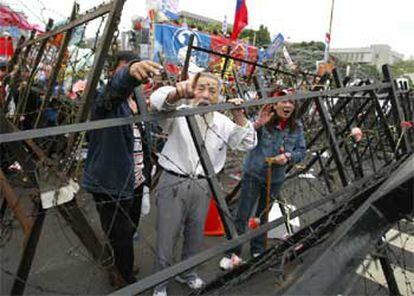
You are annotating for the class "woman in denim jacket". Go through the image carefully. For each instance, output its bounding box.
[221,89,307,269]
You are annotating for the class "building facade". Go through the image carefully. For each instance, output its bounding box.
[177,11,221,27]
[330,44,404,69]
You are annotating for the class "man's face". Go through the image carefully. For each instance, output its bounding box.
[193,76,219,106]
[274,100,295,120]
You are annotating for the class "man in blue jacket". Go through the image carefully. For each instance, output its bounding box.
[82,51,162,287]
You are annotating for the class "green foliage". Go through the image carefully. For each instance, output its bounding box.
[239,28,255,41]
[238,25,270,46]
[392,60,414,77]
[255,25,271,46]
[294,41,326,51]
[358,64,380,79]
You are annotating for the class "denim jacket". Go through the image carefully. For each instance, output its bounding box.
[243,120,307,184]
[82,66,140,198]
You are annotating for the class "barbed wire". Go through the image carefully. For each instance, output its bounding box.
[1,10,413,295]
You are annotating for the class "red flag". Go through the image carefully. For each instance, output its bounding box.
[325,32,331,44]
[231,0,248,40]
[0,36,14,57]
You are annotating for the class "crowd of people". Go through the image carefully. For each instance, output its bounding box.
[0,50,307,296]
[79,50,307,296]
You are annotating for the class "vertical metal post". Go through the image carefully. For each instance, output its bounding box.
[322,99,373,174]
[15,19,54,124]
[133,87,153,186]
[181,36,237,238]
[181,34,194,81]
[253,75,266,99]
[332,67,344,88]
[1,112,111,275]
[67,0,127,154]
[314,97,348,186]
[185,116,238,239]
[343,143,359,180]
[370,91,397,155]
[11,202,46,296]
[316,151,333,193]
[247,57,259,82]
[6,36,25,76]
[382,64,411,154]
[4,32,34,111]
[58,200,113,265]
[34,3,79,128]
[352,142,364,178]
[367,136,377,172]
[220,45,232,79]
[375,242,401,296]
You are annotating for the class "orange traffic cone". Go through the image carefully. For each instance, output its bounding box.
[204,197,225,236]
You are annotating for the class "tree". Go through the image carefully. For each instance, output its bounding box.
[255,25,271,46]
[391,59,414,88]
[239,28,255,42]
[392,59,414,77]
[238,25,270,46]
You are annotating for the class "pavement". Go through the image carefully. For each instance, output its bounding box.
[1,163,413,295]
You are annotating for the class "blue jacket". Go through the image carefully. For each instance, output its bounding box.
[82,66,140,198]
[243,120,307,184]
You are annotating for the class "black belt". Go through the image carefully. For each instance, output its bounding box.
[163,168,206,179]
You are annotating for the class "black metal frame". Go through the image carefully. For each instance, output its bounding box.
[1,25,413,296]
[0,1,127,294]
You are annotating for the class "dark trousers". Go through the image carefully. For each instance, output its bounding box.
[92,185,143,283]
[232,174,283,256]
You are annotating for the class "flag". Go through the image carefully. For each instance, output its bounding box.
[231,0,248,40]
[222,15,227,35]
[146,0,179,21]
[325,32,331,44]
[153,24,260,73]
[160,0,179,20]
[0,36,14,58]
[265,33,284,59]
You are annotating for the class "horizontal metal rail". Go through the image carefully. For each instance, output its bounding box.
[0,82,391,144]
[18,3,113,48]
[284,154,414,295]
[110,158,399,295]
[192,45,301,78]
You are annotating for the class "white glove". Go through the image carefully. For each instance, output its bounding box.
[140,185,150,216]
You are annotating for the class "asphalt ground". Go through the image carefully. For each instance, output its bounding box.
[1,152,413,295]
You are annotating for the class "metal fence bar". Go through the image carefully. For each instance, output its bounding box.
[34,3,79,128]
[382,64,412,154]
[283,154,414,295]
[67,0,127,154]
[18,3,113,49]
[0,82,392,144]
[314,97,348,186]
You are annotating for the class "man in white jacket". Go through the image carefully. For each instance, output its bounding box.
[150,71,257,296]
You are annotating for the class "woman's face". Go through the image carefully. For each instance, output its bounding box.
[273,100,295,120]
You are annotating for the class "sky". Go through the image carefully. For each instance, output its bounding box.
[4,0,414,59]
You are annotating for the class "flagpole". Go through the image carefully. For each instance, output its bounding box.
[326,0,335,58]
[327,0,335,52]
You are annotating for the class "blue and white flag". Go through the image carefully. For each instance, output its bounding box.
[154,24,210,67]
[265,33,284,59]
[160,0,179,20]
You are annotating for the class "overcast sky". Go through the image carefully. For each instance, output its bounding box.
[5,0,414,59]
